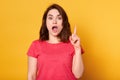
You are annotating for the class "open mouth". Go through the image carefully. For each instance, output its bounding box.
[52,26,58,32]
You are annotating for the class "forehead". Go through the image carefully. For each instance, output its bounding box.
[47,9,61,16]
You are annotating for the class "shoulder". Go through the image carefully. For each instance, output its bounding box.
[62,41,74,51]
[29,39,42,48]
[31,39,44,45]
[64,41,85,54]
[32,39,40,44]
[31,39,47,47]
[65,41,74,48]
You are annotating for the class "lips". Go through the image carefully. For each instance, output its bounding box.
[52,26,58,32]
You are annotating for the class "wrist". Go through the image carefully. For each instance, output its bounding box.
[74,46,80,50]
[74,46,81,52]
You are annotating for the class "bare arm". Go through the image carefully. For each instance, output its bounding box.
[28,56,37,80]
[70,26,84,79]
[72,48,84,79]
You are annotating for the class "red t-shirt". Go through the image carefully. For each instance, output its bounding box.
[27,40,84,80]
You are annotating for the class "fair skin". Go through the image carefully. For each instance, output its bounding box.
[28,9,84,80]
[46,9,63,43]
[70,26,84,78]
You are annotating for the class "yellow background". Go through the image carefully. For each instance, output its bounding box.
[0,0,120,80]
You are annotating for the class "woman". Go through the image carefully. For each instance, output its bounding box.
[27,4,84,80]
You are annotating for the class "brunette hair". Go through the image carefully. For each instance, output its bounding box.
[39,4,71,42]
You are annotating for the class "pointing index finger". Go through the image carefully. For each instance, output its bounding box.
[73,25,77,35]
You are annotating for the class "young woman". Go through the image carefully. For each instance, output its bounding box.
[27,4,84,80]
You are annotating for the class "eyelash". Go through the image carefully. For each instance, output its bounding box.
[58,17,62,20]
[48,17,52,20]
[48,17,62,20]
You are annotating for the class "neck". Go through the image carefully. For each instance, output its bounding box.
[48,35,60,43]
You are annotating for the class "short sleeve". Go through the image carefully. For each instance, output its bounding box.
[70,42,85,56]
[27,41,39,58]
[81,46,85,54]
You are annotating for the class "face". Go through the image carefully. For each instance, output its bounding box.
[46,9,63,37]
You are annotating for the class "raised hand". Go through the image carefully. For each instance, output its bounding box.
[69,25,81,49]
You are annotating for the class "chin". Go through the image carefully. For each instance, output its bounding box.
[52,33,60,37]
[53,34,59,37]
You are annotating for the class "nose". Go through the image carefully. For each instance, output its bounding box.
[53,18,57,24]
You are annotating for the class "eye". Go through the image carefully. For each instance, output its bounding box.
[57,16,62,20]
[48,17,53,20]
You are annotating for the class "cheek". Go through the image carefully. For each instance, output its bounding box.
[59,20,63,24]
[46,19,50,26]
[46,20,52,29]
[60,20,63,29]
[58,20,63,29]
[59,26,63,32]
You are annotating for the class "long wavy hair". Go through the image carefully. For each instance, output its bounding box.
[39,4,71,42]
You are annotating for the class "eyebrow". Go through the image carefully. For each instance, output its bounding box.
[47,14,61,17]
